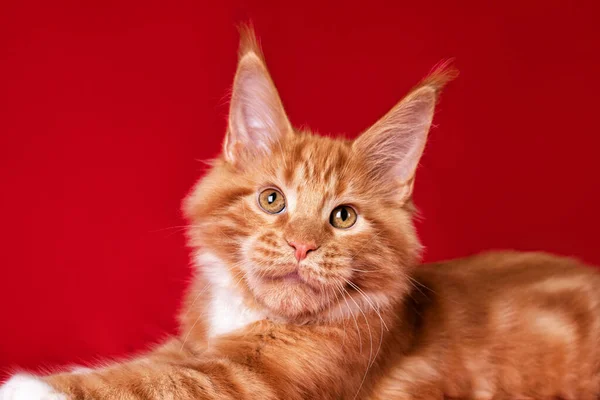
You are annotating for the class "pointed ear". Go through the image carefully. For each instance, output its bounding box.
[352,65,457,199]
[224,26,293,166]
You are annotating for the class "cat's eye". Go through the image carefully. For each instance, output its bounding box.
[258,188,286,214]
[329,205,357,229]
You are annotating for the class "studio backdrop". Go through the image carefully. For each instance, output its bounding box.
[1,0,599,375]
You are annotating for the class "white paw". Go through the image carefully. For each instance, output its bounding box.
[0,375,67,400]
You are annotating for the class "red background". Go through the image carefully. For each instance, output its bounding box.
[1,0,599,376]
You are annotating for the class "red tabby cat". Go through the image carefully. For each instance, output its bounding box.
[2,27,599,400]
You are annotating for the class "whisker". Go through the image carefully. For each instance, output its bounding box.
[369,313,385,370]
[330,286,348,348]
[148,225,195,233]
[405,273,443,303]
[180,312,204,351]
[345,280,386,370]
[348,232,381,264]
[408,274,436,293]
[335,283,362,354]
[181,282,212,319]
[344,278,389,332]
[350,268,377,273]
[340,285,373,400]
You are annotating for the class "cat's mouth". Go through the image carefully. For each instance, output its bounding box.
[278,271,302,283]
[265,269,320,291]
[268,270,303,283]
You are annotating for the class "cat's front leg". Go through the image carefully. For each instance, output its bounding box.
[0,374,68,400]
[0,320,375,400]
[0,339,193,400]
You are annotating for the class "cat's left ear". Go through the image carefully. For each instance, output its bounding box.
[224,26,293,166]
[352,66,457,200]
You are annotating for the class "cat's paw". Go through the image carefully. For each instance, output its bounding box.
[0,374,67,400]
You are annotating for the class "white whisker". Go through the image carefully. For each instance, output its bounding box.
[335,283,362,354]
[344,278,389,332]
[339,284,373,400]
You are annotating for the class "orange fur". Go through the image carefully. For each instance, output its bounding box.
[2,26,600,400]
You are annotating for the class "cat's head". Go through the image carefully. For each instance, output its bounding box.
[184,27,454,321]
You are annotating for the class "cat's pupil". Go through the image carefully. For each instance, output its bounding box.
[339,208,348,221]
[268,192,277,204]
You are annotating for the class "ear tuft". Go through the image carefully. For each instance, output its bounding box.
[418,59,459,100]
[237,23,265,63]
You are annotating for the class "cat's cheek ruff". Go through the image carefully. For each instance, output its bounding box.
[196,251,265,338]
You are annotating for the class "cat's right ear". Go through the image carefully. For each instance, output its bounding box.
[352,64,457,201]
[224,26,293,167]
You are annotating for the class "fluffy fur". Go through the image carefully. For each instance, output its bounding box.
[1,27,599,400]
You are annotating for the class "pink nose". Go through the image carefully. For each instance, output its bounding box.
[288,241,317,262]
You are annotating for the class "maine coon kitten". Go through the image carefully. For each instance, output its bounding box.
[2,27,600,400]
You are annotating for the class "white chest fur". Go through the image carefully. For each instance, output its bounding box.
[196,252,265,338]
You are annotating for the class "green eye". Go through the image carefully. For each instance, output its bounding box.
[330,205,357,229]
[258,188,286,214]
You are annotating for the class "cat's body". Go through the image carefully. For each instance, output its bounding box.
[373,251,600,399]
[2,27,599,400]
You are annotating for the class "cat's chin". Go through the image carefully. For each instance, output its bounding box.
[247,273,332,318]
